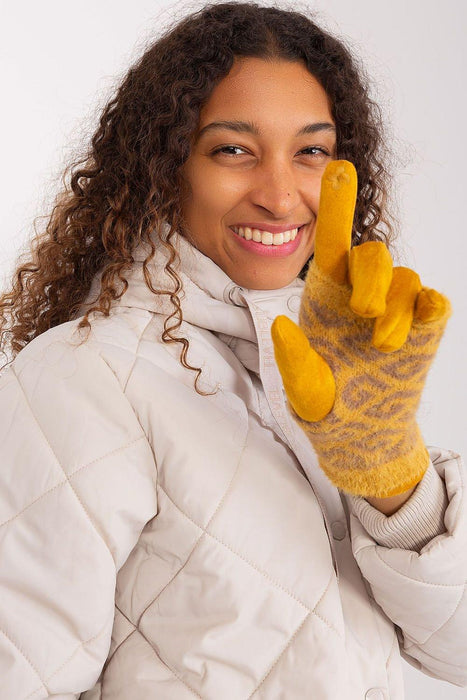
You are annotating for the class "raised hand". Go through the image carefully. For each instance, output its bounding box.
[271,160,451,498]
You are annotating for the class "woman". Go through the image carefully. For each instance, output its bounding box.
[0,3,465,698]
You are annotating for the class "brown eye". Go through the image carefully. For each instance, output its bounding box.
[212,145,248,156]
[299,146,330,157]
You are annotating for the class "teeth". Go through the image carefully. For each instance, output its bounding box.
[273,233,284,246]
[232,226,299,245]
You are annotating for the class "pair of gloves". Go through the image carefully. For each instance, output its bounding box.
[271,161,451,499]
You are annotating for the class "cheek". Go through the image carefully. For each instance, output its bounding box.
[185,171,245,222]
[202,168,246,202]
[181,180,214,224]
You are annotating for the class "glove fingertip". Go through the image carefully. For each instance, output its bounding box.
[414,287,452,323]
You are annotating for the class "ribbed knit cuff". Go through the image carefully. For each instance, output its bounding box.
[348,462,448,552]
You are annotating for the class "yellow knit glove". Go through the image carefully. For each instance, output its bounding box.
[271,160,451,498]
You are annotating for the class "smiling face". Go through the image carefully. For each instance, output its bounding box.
[179,58,337,289]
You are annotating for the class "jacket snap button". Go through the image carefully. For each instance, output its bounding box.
[331,521,346,541]
[225,285,245,307]
[287,294,301,313]
[365,689,386,700]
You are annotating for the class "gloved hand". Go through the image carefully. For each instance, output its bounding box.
[271,160,451,498]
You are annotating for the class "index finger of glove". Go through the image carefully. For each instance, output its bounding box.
[313,160,358,285]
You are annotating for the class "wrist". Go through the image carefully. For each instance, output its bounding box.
[348,461,449,551]
[365,483,419,515]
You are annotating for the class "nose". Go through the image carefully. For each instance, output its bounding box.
[248,159,301,218]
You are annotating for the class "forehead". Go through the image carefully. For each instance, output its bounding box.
[199,57,334,125]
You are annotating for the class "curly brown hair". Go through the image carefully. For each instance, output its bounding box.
[0,1,396,392]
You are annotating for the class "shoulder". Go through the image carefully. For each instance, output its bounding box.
[1,309,158,567]
[2,310,155,480]
[6,305,159,387]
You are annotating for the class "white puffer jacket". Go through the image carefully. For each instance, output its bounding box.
[1,231,466,700]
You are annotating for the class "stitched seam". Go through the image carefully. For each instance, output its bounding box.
[8,366,119,564]
[137,430,250,622]
[309,571,343,638]
[158,482,308,611]
[137,524,205,626]
[156,483,340,635]
[99,605,136,686]
[99,603,137,700]
[248,612,310,698]
[403,638,467,671]
[111,621,203,699]
[42,612,113,691]
[101,629,138,700]
[97,319,168,501]
[118,315,154,394]
[142,632,204,699]
[415,583,466,648]
[114,604,137,630]
[115,538,338,695]
[116,601,201,694]
[249,575,341,697]
[127,557,340,697]
[202,425,249,530]
[0,434,147,529]
[446,454,465,533]
[0,625,48,696]
[372,546,466,587]
[385,631,399,671]
[427,452,465,537]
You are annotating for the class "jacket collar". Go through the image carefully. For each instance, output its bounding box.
[83,227,304,334]
[79,227,305,373]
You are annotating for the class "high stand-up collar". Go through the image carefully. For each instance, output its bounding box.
[80,226,305,351]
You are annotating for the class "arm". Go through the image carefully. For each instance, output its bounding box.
[0,332,157,699]
[349,447,467,687]
[349,455,448,550]
[271,160,466,685]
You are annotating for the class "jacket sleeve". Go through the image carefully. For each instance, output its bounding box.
[0,330,158,699]
[348,446,467,688]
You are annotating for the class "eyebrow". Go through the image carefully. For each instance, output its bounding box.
[195,119,336,141]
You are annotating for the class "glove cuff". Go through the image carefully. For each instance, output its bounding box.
[317,424,430,498]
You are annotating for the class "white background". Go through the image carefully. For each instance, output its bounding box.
[1,1,466,697]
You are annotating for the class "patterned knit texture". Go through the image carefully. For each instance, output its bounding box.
[293,261,451,498]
